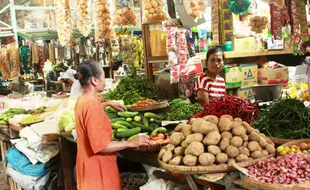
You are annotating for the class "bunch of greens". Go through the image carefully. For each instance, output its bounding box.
[164,103,202,121]
[103,77,159,105]
[252,98,310,139]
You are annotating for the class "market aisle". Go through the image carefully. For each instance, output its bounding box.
[0,165,9,190]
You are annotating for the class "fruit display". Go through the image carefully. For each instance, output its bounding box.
[131,99,159,107]
[158,115,275,166]
[105,107,169,144]
[249,154,310,185]
[277,143,310,156]
[21,114,44,126]
[0,108,28,125]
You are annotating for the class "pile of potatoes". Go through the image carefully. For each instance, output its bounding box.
[114,7,137,26]
[158,115,276,167]
[95,0,115,41]
[142,0,169,23]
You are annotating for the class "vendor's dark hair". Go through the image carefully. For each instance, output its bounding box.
[206,47,225,62]
[74,60,103,87]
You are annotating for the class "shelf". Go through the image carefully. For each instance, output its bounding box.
[224,49,294,59]
[17,28,58,41]
[148,56,168,63]
[0,4,11,15]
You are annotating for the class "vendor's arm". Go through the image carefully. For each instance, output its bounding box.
[197,90,210,106]
[101,101,126,111]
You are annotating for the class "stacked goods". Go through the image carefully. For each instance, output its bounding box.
[249,154,310,185]
[163,103,202,121]
[0,108,27,125]
[158,115,275,166]
[105,107,169,144]
[253,99,310,139]
[142,0,169,23]
[192,96,259,124]
[104,78,159,105]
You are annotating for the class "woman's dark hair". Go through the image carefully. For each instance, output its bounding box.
[74,60,103,87]
[206,47,225,62]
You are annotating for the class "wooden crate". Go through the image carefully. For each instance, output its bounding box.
[0,139,12,183]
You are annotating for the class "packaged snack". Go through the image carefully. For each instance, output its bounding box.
[0,49,10,80]
[95,0,116,41]
[142,0,169,23]
[77,0,93,36]
[171,65,180,84]
[7,43,20,78]
[56,0,72,46]
[114,0,137,26]
[184,0,206,20]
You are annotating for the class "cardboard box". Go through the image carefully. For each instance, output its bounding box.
[241,64,258,88]
[258,67,289,85]
[288,65,308,85]
[237,87,254,100]
[233,37,256,51]
[220,66,242,89]
[267,37,284,50]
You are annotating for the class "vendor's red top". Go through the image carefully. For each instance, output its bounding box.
[75,95,122,190]
[194,73,226,98]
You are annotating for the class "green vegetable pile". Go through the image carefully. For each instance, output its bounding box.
[164,103,202,121]
[103,77,159,105]
[252,98,310,139]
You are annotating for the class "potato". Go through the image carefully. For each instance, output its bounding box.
[236,154,249,162]
[238,147,250,156]
[240,134,249,142]
[199,153,215,166]
[166,144,175,152]
[220,115,233,121]
[230,136,243,147]
[181,141,189,148]
[229,121,238,129]
[182,124,192,137]
[221,132,233,139]
[243,142,248,147]
[182,133,204,148]
[174,123,185,132]
[174,147,185,156]
[265,144,276,154]
[249,132,261,141]
[203,131,221,145]
[251,151,263,159]
[220,138,230,151]
[225,145,239,158]
[232,126,246,136]
[242,121,251,129]
[208,145,221,155]
[262,150,269,157]
[234,118,243,125]
[218,118,232,132]
[170,132,185,146]
[185,141,204,156]
[216,153,228,164]
[169,155,183,165]
[227,158,236,166]
[248,141,260,152]
[192,118,217,134]
[183,155,197,166]
[258,137,268,148]
[158,148,166,159]
[203,115,219,125]
[162,151,173,163]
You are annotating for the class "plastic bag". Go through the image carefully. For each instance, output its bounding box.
[184,0,206,20]
[77,0,92,36]
[95,0,115,41]
[114,0,137,26]
[142,0,169,23]
[56,0,72,46]
[7,43,20,78]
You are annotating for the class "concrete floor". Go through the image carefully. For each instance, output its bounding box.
[0,165,9,190]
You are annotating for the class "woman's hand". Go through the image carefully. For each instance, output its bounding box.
[109,102,126,111]
[128,135,150,148]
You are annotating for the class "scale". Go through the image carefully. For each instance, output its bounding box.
[252,84,283,111]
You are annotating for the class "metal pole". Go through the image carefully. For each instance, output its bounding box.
[9,4,18,43]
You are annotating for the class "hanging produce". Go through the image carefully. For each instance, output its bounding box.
[56,0,72,46]
[249,15,268,34]
[114,0,137,26]
[184,0,206,20]
[0,49,10,80]
[76,0,92,36]
[7,43,20,78]
[253,98,310,139]
[211,0,220,45]
[95,0,115,41]
[142,0,169,23]
[49,42,55,63]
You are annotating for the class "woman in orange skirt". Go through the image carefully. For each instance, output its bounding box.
[74,60,150,190]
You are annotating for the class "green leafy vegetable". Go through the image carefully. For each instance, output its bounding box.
[164,103,202,121]
[57,110,75,132]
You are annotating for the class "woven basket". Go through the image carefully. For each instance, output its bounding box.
[137,142,169,152]
[158,155,273,174]
[281,139,310,147]
[243,176,310,190]
[269,137,292,145]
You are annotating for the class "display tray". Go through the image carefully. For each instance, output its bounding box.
[9,124,23,131]
[281,139,310,147]
[269,137,293,145]
[158,155,273,174]
[52,93,70,99]
[0,124,9,128]
[129,101,169,112]
[243,176,310,190]
[137,142,169,152]
[20,119,44,126]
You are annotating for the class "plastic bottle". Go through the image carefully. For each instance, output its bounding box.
[199,29,207,53]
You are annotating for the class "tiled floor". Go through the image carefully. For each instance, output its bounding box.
[0,165,9,190]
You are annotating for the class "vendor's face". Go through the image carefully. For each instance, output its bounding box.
[95,69,106,92]
[207,52,224,74]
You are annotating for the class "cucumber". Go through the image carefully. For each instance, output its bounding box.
[107,113,119,119]
[144,112,160,119]
[149,123,159,129]
[116,121,134,128]
[142,116,149,127]
[115,127,141,138]
[111,123,128,130]
[106,106,118,113]
[110,117,125,123]
[149,118,155,123]
[133,116,142,122]
[0,120,8,125]
[10,108,27,114]
[118,111,139,118]
[127,134,138,141]
[117,128,128,132]
[151,127,167,137]
[126,118,133,122]
[131,121,153,133]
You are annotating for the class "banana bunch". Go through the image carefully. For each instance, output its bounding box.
[0,108,27,125]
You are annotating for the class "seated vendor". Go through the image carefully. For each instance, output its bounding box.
[195,47,226,106]
[46,62,68,90]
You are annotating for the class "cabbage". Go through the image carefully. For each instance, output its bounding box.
[57,110,75,132]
